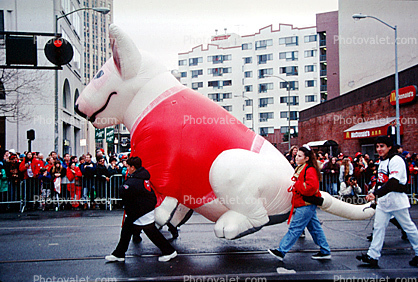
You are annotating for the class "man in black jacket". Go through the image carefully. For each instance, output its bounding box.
[105,157,177,262]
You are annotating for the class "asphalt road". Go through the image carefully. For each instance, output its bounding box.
[0,206,418,281]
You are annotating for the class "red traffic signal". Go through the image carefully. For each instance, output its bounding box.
[44,37,73,66]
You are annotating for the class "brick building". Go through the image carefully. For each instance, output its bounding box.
[299,64,418,159]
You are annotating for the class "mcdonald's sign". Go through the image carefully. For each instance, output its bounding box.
[389,85,417,106]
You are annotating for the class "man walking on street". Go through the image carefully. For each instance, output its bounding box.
[357,136,418,267]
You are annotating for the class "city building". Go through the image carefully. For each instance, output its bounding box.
[82,0,115,154]
[299,0,418,157]
[178,23,331,151]
[0,0,112,157]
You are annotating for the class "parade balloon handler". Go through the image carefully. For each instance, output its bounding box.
[357,136,418,267]
[268,145,331,261]
[105,157,177,262]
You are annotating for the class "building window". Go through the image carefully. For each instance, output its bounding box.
[245,99,253,107]
[242,43,252,50]
[304,50,316,58]
[0,81,5,99]
[305,65,316,72]
[279,66,298,76]
[255,39,273,50]
[259,112,274,122]
[222,105,232,112]
[305,80,316,87]
[281,126,298,134]
[258,83,273,93]
[223,93,232,99]
[208,54,232,64]
[192,82,203,90]
[180,72,187,78]
[208,67,231,76]
[258,68,273,78]
[189,57,203,66]
[244,85,253,92]
[223,80,232,86]
[279,36,298,46]
[280,81,298,90]
[0,10,4,40]
[63,79,71,110]
[178,59,187,66]
[305,95,317,102]
[208,93,223,102]
[259,97,274,107]
[244,57,252,64]
[280,111,299,120]
[257,54,273,64]
[244,71,252,78]
[246,114,253,120]
[279,51,298,61]
[191,69,203,78]
[280,96,299,105]
[259,127,274,136]
[304,35,317,43]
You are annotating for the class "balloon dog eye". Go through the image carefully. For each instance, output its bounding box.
[95,70,104,79]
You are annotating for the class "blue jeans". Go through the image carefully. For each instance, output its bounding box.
[277,205,331,256]
[326,183,338,195]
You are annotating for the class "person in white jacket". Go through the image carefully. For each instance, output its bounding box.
[339,175,362,197]
[357,136,418,267]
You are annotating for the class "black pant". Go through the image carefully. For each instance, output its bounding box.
[112,217,175,258]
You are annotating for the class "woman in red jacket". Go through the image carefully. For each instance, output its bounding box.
[268,145,331,261]
[66,162,83,208]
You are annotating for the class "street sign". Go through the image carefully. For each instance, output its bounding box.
[95,128,105,141]
[106,127,114,143]
[6,35,37,66]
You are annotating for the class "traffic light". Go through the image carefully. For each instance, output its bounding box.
[27,129,35,141]
[44,37,73,66]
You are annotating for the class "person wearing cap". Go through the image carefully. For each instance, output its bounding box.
[357,136,418,267]
[105,156,177,263]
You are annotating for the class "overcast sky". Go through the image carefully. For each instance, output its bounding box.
[113,0,338,70]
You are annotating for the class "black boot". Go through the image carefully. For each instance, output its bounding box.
[167,223,179,240]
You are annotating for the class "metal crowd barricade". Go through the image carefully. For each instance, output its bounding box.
[108,174,124,210]
[319,172,418,205]
[1,171,417,213]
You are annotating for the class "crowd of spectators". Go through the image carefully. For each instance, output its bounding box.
[284,145,418,202]
[0,148,130,211]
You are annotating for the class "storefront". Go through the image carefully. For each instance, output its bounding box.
[298,64,418,158]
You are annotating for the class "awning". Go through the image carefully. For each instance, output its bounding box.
[307,140,338,147]
[343,117,403,140]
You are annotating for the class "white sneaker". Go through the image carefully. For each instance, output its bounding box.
[158,251,177,262]
[105,254,125,262]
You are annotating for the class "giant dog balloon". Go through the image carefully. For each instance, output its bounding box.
[75,25,375,239]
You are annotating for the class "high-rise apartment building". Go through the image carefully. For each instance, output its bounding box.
[178,24,322,147]
[83,0,114,153]
[83,0,113,85]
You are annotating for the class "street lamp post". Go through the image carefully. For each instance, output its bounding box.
[265,75,292,151]
[54,7,110,153]
[235,94,254,131]
[352,13,400,145]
